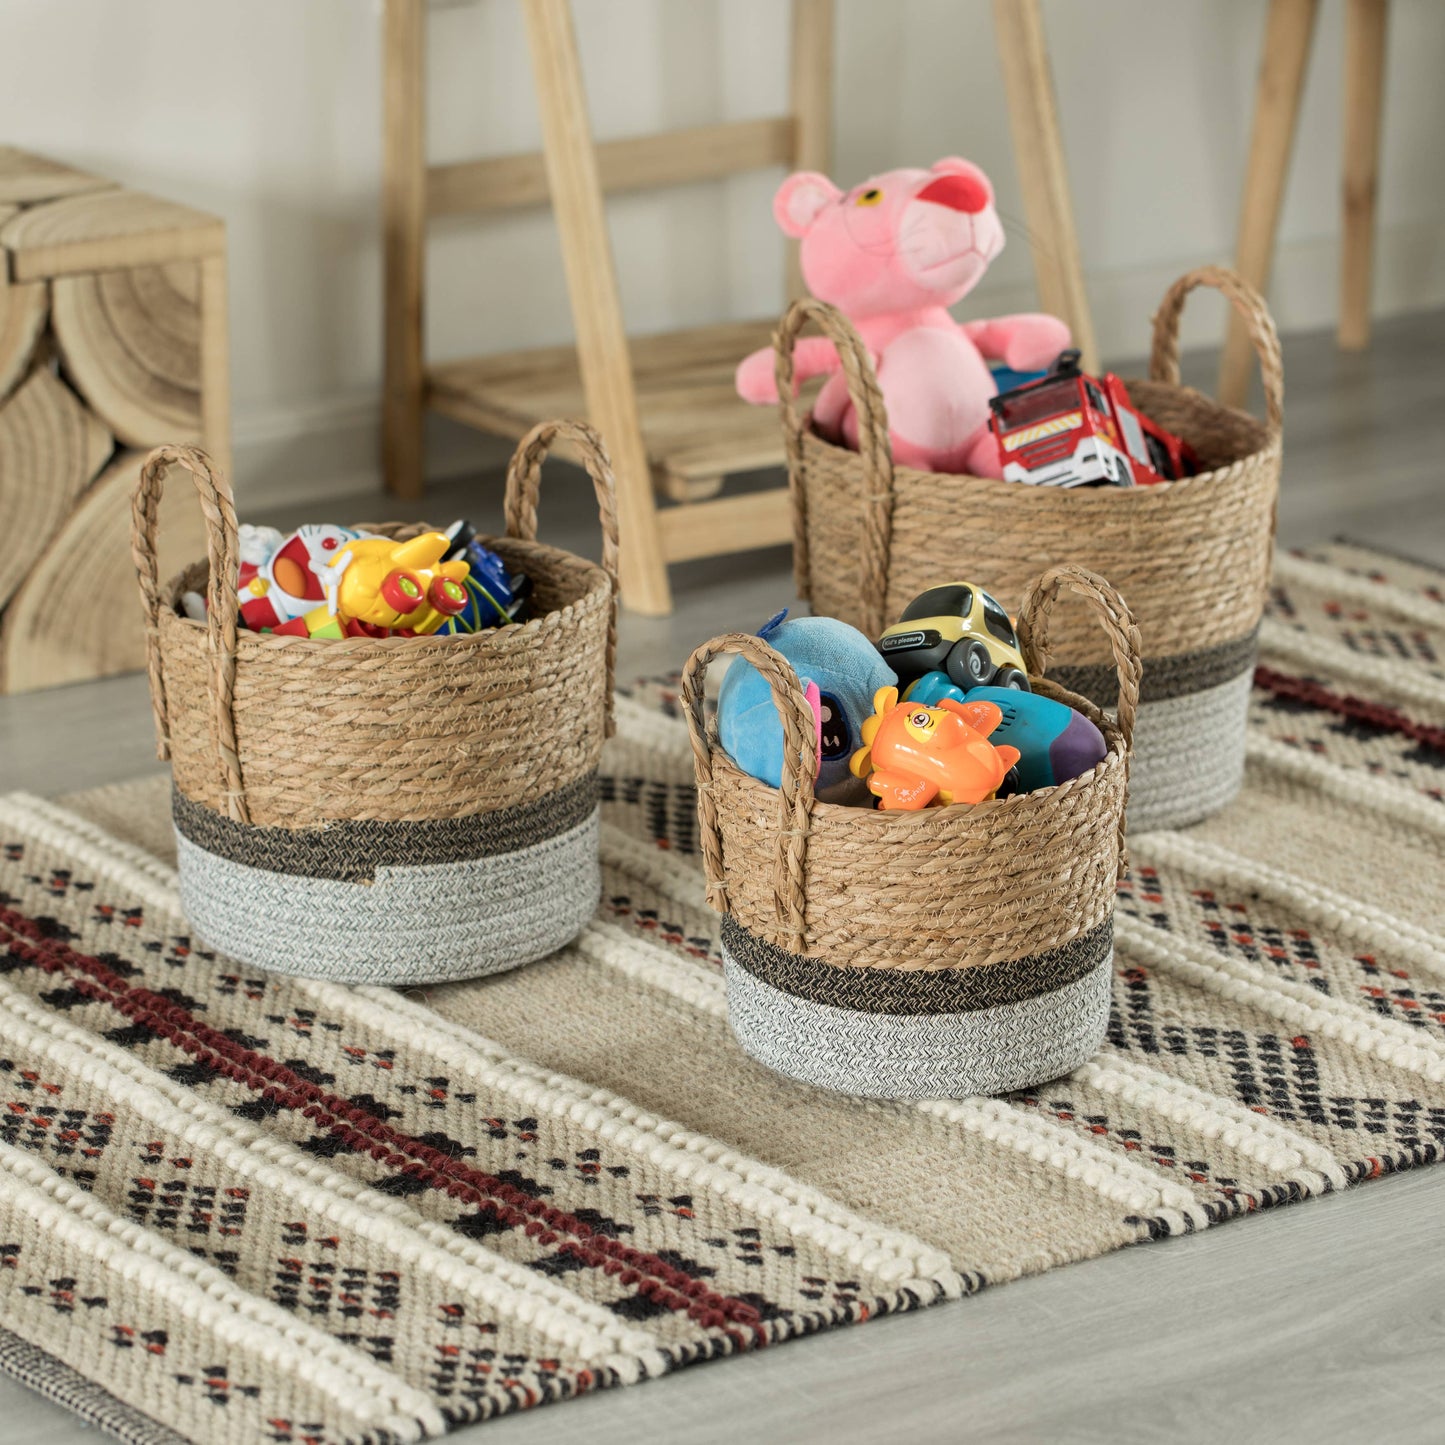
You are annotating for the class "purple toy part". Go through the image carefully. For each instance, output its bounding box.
[1051,709,1108,786]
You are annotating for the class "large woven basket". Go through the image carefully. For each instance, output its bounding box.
[683,565,1141,1099]
[776,266,1282,832]
[131,421,618,984]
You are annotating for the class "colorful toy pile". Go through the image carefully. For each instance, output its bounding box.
[734,154,1198,490]
[182,519,531,639]
[718,578,1106,812]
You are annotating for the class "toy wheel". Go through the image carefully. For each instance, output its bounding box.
[948,640,994,688]
[996,667,1029,691]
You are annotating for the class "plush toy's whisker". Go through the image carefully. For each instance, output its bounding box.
[995,207,1065,265]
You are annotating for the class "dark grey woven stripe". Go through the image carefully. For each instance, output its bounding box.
[720,914,1113,1015]
[1049,626,1259,706]
[0,1325,191,1445]
[172,769,599,883]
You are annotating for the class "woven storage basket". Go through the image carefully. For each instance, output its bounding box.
[131,421,618,984]
[683,565,1141,1099]
[776,266,1282,832]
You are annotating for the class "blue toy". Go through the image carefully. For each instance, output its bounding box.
[438,522,532,634]
[961,686,1107,793]
[718,610,896,804]
[989,360,1049,394]
[900,669,967,708]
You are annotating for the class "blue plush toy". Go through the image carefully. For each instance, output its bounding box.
[718,610,896,803]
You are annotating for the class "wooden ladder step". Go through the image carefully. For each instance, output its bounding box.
[427,317,793,489]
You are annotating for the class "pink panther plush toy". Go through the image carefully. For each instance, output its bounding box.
[736,158,1071,476]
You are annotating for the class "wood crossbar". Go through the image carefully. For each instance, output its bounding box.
[428,116,796,218]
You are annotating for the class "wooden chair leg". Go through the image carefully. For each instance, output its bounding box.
[787,0,834,301]
[992,0,1098,373]
[382,0,427,500]
[523,0,672,615]
[1339,0,1388,351]
[1219,0,1319,407]
[199,251,233,480]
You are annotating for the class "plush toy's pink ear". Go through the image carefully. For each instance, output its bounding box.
[773,171,840,238]
[928,156,994,207]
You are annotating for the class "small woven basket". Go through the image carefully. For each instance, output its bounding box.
[776,266,1283,832]
[131,420,618,984]
[683,565,1141,1099]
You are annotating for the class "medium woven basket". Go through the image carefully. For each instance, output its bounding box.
[683,565,1141,1099]
[131,420,619,984]
[776,266,1282,832]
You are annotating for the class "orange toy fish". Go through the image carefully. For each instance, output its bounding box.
[849,686,1021,809]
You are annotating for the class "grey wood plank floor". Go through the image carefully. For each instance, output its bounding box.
[0,313,1442,1444]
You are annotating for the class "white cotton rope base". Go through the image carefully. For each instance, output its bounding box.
[175,810,601,984]
[722,947,1114,1100]
[1125,670,1253,832]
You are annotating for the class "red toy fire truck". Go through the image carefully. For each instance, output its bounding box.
[988,350,1199,489]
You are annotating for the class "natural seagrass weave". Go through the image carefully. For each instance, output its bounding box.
[132,423,619,827]
[129,422,618,982]
[683,566,1141,972]
[776,266,1283,667]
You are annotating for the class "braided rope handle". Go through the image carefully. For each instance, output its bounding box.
[681,632,818,952]
[1016,565,1142,876]
[1150,265,1284,433]
[504,419,621,737]
[130,444,250,824]
[773,299,896,637]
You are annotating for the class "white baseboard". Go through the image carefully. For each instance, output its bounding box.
[231,217,1444,511]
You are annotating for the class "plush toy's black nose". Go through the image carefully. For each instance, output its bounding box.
[915,172,989,214]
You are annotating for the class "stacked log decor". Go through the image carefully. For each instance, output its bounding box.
[0,146,229,693]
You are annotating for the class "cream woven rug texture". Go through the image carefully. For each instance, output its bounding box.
[0,542,1439,1444]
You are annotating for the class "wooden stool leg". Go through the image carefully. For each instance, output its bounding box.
[787,0,834,301]
[992,0,1098,373]
[657,465,725,504]
[382,0,427,500]
[523,0,672,615]
[1339,0,1388,351]
[1219,0,1319,407]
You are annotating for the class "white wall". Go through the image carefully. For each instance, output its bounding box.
[2,0,1442,503]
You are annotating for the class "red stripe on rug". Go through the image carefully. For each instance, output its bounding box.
[0,905,763,1341]
[1254,664,1445,755]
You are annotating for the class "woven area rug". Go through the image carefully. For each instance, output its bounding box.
[0,541,1441,1445]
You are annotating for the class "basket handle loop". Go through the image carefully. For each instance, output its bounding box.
[130,444,250,825]
[681,632,817,952]
[774,299,896,637]
[1149,265,1284,433]
[504,419,621,737]
[1016,565,1142,877]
